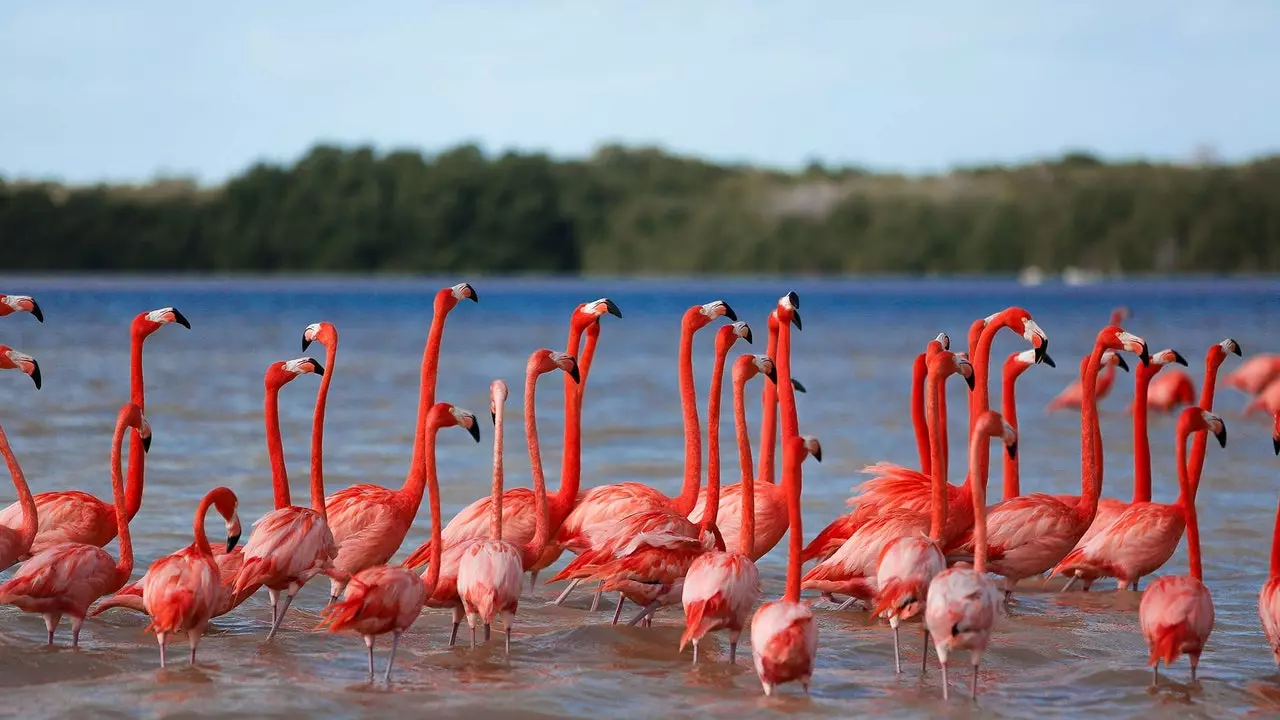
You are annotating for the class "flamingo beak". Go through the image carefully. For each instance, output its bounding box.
[464,284,479,303]
[790,378,805,393]
[466,422,481,443]
[785,291,800,310]
[1115,355,1130,373]
[171,309,191,329]
[302,334,312,352]
[722,303,738,322]
[790,309,803,331]
[963,372,975,391]
[226,532,241,553]
[28,360,41,390]
[603,298,622,318]
[742,326,754,345]
[308,358,325,376]
[1040,352,1056,368]
[1273,434,1279,456]
[1213,426,1227,449]
[141,433,153,453]
[764,365,778,384]
[1007,441,1018,460]
[491,411,497,425]
[567,361,581,385]
[28,300,44,323]
[1172,351,1189,366]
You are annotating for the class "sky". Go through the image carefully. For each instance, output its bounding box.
[1,1,1277,184]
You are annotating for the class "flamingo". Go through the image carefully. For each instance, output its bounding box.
[873,350,972,673]
[925,410,1017,701]
[0,294,43,322]
[0,349,41,572]
[1045,306,1130,413]
[141,486,242,667]
[1245,379,1280,417]
[680,353,775,663]
[948,326,1149,599]
[1224,353,1280,395]
[999,348,1056,501]
[322,283,476,600]
[0,402,150,646]
[1139,408,1225,685]
[318,401,478,681]
[1143,367,1196,413]
[549,300,737,607]
[456,352,580,650]
[807,309,1047,565]
[1260,412,1280,664]
[801,352,971,608]
[753,306,811,485]
[801,332,950,565]
[402,299,620,586]
[231,357,338,641]
[0,307,189,555]
[551,322,753,621]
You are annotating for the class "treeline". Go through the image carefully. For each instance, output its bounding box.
[3,144,1279,274]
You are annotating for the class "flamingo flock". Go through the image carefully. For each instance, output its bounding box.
[0,288,1278,704]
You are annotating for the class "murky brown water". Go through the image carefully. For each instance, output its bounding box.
[1,276,1278,719]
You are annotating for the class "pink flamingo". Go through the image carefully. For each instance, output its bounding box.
[551,322,753,620]
[1144,367,1196,413]
[141,486,242,667]
[0,349,41,571]
[809,309,1046,565]
[1045,306,1130,413]
[402,299,619,587]
[323,284,476,600]
[456,352,580,650]
[680,353,775,663]
[550,300,736,607]
[925,410,1016,701]
[948,326,1149,599]
[0,293,43,322]
[873,350,971,673]
[1224,353,1280,395]
[999,348,1056,501]
[801,352,971,608]
[0,307,189,555]
[753,307,810,485]
[232,357,337,641]
[1260,412,1280,664]
[318,402,477,681]
[801,332,951,565]
[0,402,150,645]
[1139,408,1225,685]
[1245,378,1280,417]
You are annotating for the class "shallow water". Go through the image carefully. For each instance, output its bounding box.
[0,275,1279,719]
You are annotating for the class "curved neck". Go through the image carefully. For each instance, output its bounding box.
[926,368,948,540]
[912,353,930,476]
[1133,366,1154,503]
[553,322,589,531]
[733,372,756,557]
[1175,425,1202,581]
[111,418,134,583]
[757,316,780,485]
[265,384,291,509]
[702,343,729,533]
[124,328,147,520]
[0,424,36,551]
[192,492,215,556]
[1000,363,1022,501]
[969,425,991,574]
[419,424,445,595]
[1076,343,1106,521]
[1188,353,1224,498]
[310,342,336,516]
[970,321,1001,426]
[524,368,551,565]
[673,312,703,515]
[404,292,452,515]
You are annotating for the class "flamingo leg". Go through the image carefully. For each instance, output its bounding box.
[484,623,491,642]
[449,622,460,647]
[835,597,859,612]
[1190,655,1199,684]
[729,629,741,665]
[157,631,168,668]
[505,623,511,654]
[644,614,652,628]
[589,586,602,612]
[42,612,61,645]
[70,616,84,647]
[384,632,401,683]
[971,662,980,699]
[921,630,930,674]
[692,640,699,665]
[892,622,902,674]
[450,606,464,648]
[470,622,477,649]
[552,578,582,606]
[187,628,201,665]
[941,660,950,700]
[627,601,657,626]
[610,597,625,626]
[266,587,281,633]
[1151,661,1159,686]
[1060,575,1078,592]
[364,635,375,678]
[266,590,296,641]
[529,571,539,592]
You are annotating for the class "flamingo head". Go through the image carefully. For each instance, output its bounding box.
[983,308,1048,364]
[531,349,579,385]
[0,294,43,322]
[928,350,974,391]
[1100,350,1130,373]
[689,300,737,332]
[717,321,753,353]
[974,410,1018,459]
[775,292,801,331]
[801,435,823,463]
[208,487,242,552]
[1097,326,1149,367]
[1209,338,1243,368]
[427,403,481,443]
[135,307,191,337]
[301,322,337,352]
[1150,349,1188,368]
[267,357,324,389]
[572,298,623,333]
[120,403,153,453]
[0,346,41,389]
[734,354,776,385]
[436,282,478,312]
[934,331,950,351]
[1180,407,1227,449]
[1109,306,1132,326]
[1272,412,1279,456]
[489,379,509,424]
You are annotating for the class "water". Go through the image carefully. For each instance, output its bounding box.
[0,275,1278,719]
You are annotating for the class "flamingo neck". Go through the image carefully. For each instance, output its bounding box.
[310,341,336,516]
[265,384,291,509]
[0,424,36,552]
[491,394,506,543]
[702,343,729,534]
[757,315,780,485]
[1077,343,1106,522]
[912,352,930,476]
[1133,366,1154,504]
[733,373,756,557]
[673,312,702,516]
[1175,423,1202,581]
[524,366,551,565]
[553,322,589,532]
[419,424,445,595]
[926,367,948,540]
[404,291,453,516]
[124,327,148,521]
[1000,363,1023,501]
[970,321,1000,426]
[192,491,215,557]
[782,441,803,603]
[970,422,991,575]
[1188,352,1224,498]
[1271,480,1280,580]
[111,415,134,584]
[777,318,799,440]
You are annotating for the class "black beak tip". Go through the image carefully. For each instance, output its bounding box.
[1007,442,1018,460]
[791,378,806,393]
[812,448,823,463]
[172,309,191,329]
[141,434,153,453]
[1041,352,1056,369]
[29,302,44,323]
[605,299,623,318]
[468,424,481,443]
[466,284,479,303]
[1116,355,1131,373]
[1173,351,1188,366]
[1215,429,1227,449]
[30,363,41,390]
[226,534,241,553]
[1232,342,1243,356]
[786,291,800,310]
[791,309,803,331]
[302,336,312,352]
[765,366,778,384]
[721,303,738,322]
[568,363,581,385]
[964,373,976,391]
[312,361,325,377]
[490,411,497,425]
[1139,346,1151,367]
[1273,437,1279,456]
[743,328,754,345]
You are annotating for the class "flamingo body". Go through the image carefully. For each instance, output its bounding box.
[680,552,760,656]
[800,510,928,603]
[141,550,222,664]
[1051,502,1184,589]
[554,483,668,554]
[456,539,523,631]
[688,481,788,562]
[1259,578,1280,664]
[323,485,412,592]
[322,565,427,637]
[924,567,1000,669]
[750,600,816,696]
[234,507,336,596]
[1144,370,1196,413]
[952,494,1085,589]
[0,491,117,558]
[402,489,542,570]
[874,535,944,624]
[1139,575,1213,670]
[1224,354,1280,395]
[94,546,246,617]
[0,543,122,619]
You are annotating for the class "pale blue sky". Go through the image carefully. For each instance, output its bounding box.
[2,1,1276,184]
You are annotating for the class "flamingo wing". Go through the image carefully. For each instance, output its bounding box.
[141,551,223,633]
[0,491,115,556]
[325,486,410,578]
[319,565,426,636]
[0,542,119,616]
[235,507,336,593]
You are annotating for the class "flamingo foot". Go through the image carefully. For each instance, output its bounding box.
[364,635,375,678]
[266,592,296,641]
[552,578,581,606]
[385,632,401,683]
[42,612,61,645]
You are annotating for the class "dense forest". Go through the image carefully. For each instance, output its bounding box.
[2,144,1278,274]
